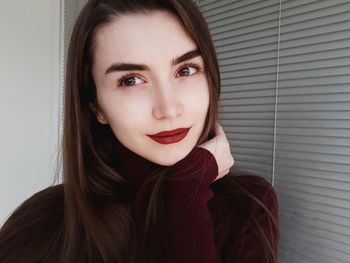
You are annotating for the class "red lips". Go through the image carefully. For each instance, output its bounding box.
[147,127,191,144]
[151,128,190,137]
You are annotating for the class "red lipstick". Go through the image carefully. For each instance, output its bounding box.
[148,127,191,144]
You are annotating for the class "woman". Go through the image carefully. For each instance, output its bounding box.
[0,0,279,262]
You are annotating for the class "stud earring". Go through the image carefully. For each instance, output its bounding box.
[98,114,104,120]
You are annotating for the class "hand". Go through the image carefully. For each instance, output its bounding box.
[199,122,234,182]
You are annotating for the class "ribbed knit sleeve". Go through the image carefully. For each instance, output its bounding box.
[164,147,220,263]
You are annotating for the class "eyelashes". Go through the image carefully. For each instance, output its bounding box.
[118,72,144,87]
[117,62,202,88]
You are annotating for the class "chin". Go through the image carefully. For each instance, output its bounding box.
[148,153,180,166]
[156,159,178,166]
[158,146,194,166]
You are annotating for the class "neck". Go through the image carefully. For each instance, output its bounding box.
[114,139,160,195]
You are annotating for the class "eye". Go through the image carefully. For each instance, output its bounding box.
[177,63,201,77]
[118,73,145,87]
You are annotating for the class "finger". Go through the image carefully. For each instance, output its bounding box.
[230,156,235,167]
[217,168,230,180]
[216,122,224,134]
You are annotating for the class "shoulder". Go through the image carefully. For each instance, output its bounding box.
[209,167,279,220]
[1,184,65,227]
[208,168,280,261]
[211,167,277,200]
[0,184,64,262]
[230,168,278,212]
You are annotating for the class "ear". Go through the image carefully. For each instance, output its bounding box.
[89,102,108,125]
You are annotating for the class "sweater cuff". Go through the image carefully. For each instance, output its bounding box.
[166,147,218,186]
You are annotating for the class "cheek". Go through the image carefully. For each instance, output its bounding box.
[185,80,210,114]
[104,94,148,131]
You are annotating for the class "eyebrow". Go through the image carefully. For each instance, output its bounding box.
[105,49,201,75]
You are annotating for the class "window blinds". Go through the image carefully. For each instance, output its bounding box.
[198,0,350,262]
[276,1,350,262]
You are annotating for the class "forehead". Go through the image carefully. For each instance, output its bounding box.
[93,10,197,69]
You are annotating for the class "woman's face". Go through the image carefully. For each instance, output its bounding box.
[91,10,210,166]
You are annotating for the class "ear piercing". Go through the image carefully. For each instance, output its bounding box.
[98,114,104,120]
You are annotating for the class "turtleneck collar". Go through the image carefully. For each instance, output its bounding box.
[114,138,161,194]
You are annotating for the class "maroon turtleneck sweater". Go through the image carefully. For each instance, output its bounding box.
[0,139,279,263]
[114,139,279,263]
[114,139,220,262]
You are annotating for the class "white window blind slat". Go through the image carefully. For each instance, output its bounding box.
[213,27,278,45]
[221,82,276,92]
[279,58,350,71]
[277,135,350,147]
[219,96,276,106]
[201,0,277,19]
[278,127,350,138]
[219,52,278,65]
[276,119,350,128]
[222,75,276,86]
[220,111,274,119]
[220,88,276,99]
[278,75,350,87]
[280,227,350,262]
[211,19,279,38]
[215,35,278,51]
[280,165,350,184]
[282,10,350,30]
[278,149,350,165]
[278,176,350,196]
[278,48,349,64]
[282,0,350,18]
[222,68,277,80]
[279,67,350,80]
[277,111,350,120]
[278,190,350,218]
[207,5,279,29]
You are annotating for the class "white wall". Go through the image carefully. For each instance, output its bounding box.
[0,0,63,225]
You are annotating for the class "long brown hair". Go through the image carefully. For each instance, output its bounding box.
[62,1,220,262]
[0,0,278,262]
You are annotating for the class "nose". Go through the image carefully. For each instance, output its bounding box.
[152,81,183,120]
